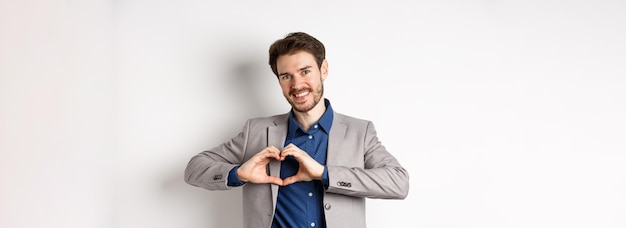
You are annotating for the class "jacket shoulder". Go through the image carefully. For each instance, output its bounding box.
[334,112,372,126]
[246,113,289,127]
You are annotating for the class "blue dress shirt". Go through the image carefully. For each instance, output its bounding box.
[227,99,333,228]
[272,99,333,228]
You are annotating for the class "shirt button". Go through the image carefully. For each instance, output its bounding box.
[313,125,318,129]
[308,135,313,139]
[324,203,331,210]
[311,222,316,227]
[308,192,313,197]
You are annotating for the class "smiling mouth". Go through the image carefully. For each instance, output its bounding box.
[294,91,309,98]
[291,89,310,99]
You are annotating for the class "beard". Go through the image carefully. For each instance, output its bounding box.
[286,83,324,113]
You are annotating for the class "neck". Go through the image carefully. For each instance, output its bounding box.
[293,98,326,131]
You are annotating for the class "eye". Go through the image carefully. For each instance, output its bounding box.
[280,74,292,81]
[302,69,311,75]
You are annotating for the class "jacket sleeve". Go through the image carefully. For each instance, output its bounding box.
[326,121,410,199]
[184,120,250,190]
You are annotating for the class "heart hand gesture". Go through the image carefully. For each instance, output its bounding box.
[237,144,324,186]
[280,143,325,186]
[236,146,284,186]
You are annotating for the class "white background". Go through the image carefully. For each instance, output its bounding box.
[1,1,625,227]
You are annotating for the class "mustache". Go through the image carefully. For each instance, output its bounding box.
[289,88,311,96]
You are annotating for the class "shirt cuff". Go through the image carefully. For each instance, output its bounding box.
[227,165,246,187]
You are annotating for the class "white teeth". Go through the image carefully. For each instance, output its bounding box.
[295,91,308,97]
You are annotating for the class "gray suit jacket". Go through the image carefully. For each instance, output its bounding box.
[185,111,409,228]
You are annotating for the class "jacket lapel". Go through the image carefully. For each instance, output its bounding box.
[268,116,287,210]
[327,114,346,166]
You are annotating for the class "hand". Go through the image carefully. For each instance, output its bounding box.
[280,143,325,186]
[237,146,284,186]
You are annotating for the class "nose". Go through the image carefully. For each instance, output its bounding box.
[290,75,305,90]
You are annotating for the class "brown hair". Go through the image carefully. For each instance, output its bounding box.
[268,32,326,77]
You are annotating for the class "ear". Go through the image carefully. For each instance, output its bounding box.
[321,59,329,81]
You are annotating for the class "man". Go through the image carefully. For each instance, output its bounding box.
[184,32,409,228]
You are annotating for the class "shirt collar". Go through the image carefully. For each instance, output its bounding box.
[287,98,334,136]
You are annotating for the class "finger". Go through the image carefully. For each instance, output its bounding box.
[280,149,296,160]
[266,146,279,154]
[279,146,290,158]
[281,147,309,161]
[265,176,284,186]
[280,144,302,155]
[268,146,281,153]
[263,147,281,159]
[282,175,300,186]
[282,143,301,152]
[284,143,295,149]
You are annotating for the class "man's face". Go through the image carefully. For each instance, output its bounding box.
[276,51,328,113]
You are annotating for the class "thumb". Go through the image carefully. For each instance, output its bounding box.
[281,175,300,186]
[266,176,284,186]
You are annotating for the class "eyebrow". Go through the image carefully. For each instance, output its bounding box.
[278,66,313,77]
[299,66,313,71]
